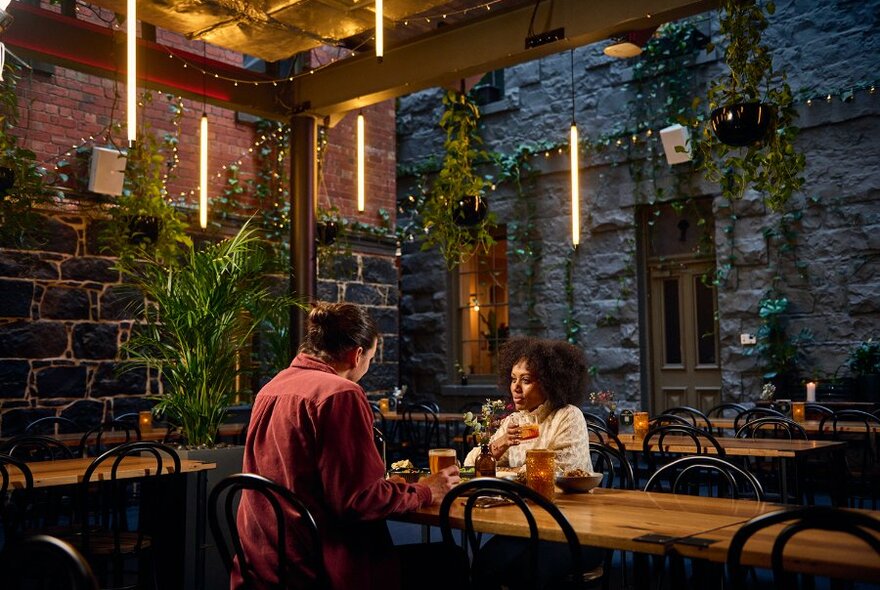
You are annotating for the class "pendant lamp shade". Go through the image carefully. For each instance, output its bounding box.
[200,113,208,228]
[357,112,365,212]
[570,123,580,246]
[127,0,136,146]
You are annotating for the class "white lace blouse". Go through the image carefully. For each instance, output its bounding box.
[464,403,593,473]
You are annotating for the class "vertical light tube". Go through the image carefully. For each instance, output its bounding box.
[127,0,137,146]
[200,113,209,228]
[375,0,383,62]
[357,112,365,212]
[570,123,580,246]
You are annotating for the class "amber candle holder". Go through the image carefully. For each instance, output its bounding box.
[791,401,805,423]
[633,412,650,439]
[525,449,556,500]
[378,398,390,413]
[138,410,153,433]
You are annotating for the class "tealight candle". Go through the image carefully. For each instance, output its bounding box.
[633,412,650,439]
[378,398,390,413]
[139,410,153,433]
[791,401,805,423]
[806,382,816,403]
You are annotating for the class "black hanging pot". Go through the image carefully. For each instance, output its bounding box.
[453,194,488,227]
[710,102,776,147]
[126,215,161,245]
[0,166,15,196]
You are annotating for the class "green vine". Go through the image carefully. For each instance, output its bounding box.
[562,248,581,343]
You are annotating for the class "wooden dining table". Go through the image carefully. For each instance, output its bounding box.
[392,486,781,589]
[6,455,216,489]
[711,417,880,435]
[614,432,847,504]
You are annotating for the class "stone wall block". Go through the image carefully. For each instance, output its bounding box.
[62,399,105,431]
[111,396,155,418]
[100,284,141,320]
[34,364,88,398]
[317,280,339,302]
[359,363,398,391]
[345,283,383,305]
[0,360,30,399]
[381,335,399,363]
[61,257,119,283]
[370,306,398,334]
[0,252,59,280]
[84,218,112,257]
[0,279,33,318]
[73,323,118,359]
[34,216,79,254]
[41,286,90,319]
[0,321,68,358]
[92,362,148,396]
[0,408,54,437]
[362,257,398,285]
[848,283,880,314]
[330,256,359,280]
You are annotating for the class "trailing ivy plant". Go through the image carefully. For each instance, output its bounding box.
[696,0,806,212]
[422,90,497,269]
[0,64,56,246]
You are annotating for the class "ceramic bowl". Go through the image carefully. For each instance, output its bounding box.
[555,473,603,493]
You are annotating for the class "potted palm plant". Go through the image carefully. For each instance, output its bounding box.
[847,339,880,402]
[119,221,302,447]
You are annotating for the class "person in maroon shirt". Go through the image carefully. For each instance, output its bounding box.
[232,302,461,590]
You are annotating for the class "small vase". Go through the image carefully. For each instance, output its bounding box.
[606,411,619,435]
[460,375,468,386]
[475,443,496,478]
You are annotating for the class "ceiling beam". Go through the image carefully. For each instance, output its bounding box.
[4,3,290,121]
[293,0,716,118]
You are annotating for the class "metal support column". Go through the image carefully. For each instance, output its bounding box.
[289,114,318,353]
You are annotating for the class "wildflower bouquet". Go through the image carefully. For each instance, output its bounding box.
[589,390,617,413]
[463,398,508,444]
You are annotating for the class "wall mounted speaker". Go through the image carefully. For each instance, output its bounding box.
[88,146,127,196]
[659,124,692,165]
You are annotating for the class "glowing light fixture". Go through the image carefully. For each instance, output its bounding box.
[375,0,383,62]
[569,50,580,247]
[200,112,208,228]
[471,295,480,312]
[357,111,365,212]
[126,0,137,147]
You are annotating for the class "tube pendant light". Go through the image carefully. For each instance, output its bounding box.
[126,0,136,147]
[375,0,383,62]
[357,111,365,212]
[200,112,208,228]
[569,50,580,247]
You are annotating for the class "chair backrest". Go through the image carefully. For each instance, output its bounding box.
[642,424,726,473]
[727,506,880,590]
[804,403,833,421]
[79,441,180,553]
[706,402,748,419]
[586,422,625,453]
[733,407,786,432]
[661,406,714,433]
[648,414,692,429]
[1,534,99,590]
[401,404,440,462]
[209,473,330,590]
[0,453,34,539]
[590,442,635,490]
[25,416,80,436]
[0,434,76,461]
[818,409,880,499]
[644,455,764,500]
[439,478,585,588]
[734,417,808,440]
[582,411,607,428]
[78,419,142,457]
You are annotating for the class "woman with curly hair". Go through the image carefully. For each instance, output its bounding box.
[464,336,592,473]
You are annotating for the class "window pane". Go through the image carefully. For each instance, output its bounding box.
[663,279,682,365]
[694,278,718,365]
[458,238,508,376]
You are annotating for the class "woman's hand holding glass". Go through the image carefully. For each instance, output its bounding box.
[507,412,539,445]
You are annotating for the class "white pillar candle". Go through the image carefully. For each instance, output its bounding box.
[806,382,817,402]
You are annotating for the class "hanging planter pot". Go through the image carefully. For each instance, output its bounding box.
[126,215,161,245]
[453,194,488,227]
[0,166,15,196]
[710,102,776,147]
[316,220,339,246]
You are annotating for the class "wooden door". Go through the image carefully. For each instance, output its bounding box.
[648,259,721,413]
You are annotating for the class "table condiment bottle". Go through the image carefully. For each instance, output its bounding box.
[475,443,496,477]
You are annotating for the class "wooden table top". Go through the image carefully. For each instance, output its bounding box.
[615,433,846,458]
[392,487,780,555]
[4,423,247,447]
[6,456,216,489]
[672,509,880,582]
[711,418,879,434]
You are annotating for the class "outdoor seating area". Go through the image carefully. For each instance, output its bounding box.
[1,0,880,588]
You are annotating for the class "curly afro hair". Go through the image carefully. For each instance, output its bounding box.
[497,336,590,411]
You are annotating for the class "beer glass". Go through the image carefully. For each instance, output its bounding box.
[516,412,539,441]
[428,448,457,474]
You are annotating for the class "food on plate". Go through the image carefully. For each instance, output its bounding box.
[562,468,590,478]
[390,459,415,471]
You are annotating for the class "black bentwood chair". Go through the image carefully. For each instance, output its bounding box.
[727,506,880,590]
[439,478,604,589]
[0,453,34,541]
[209,473,331,590]
[644,455,764,501]
[2,534,100,590]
